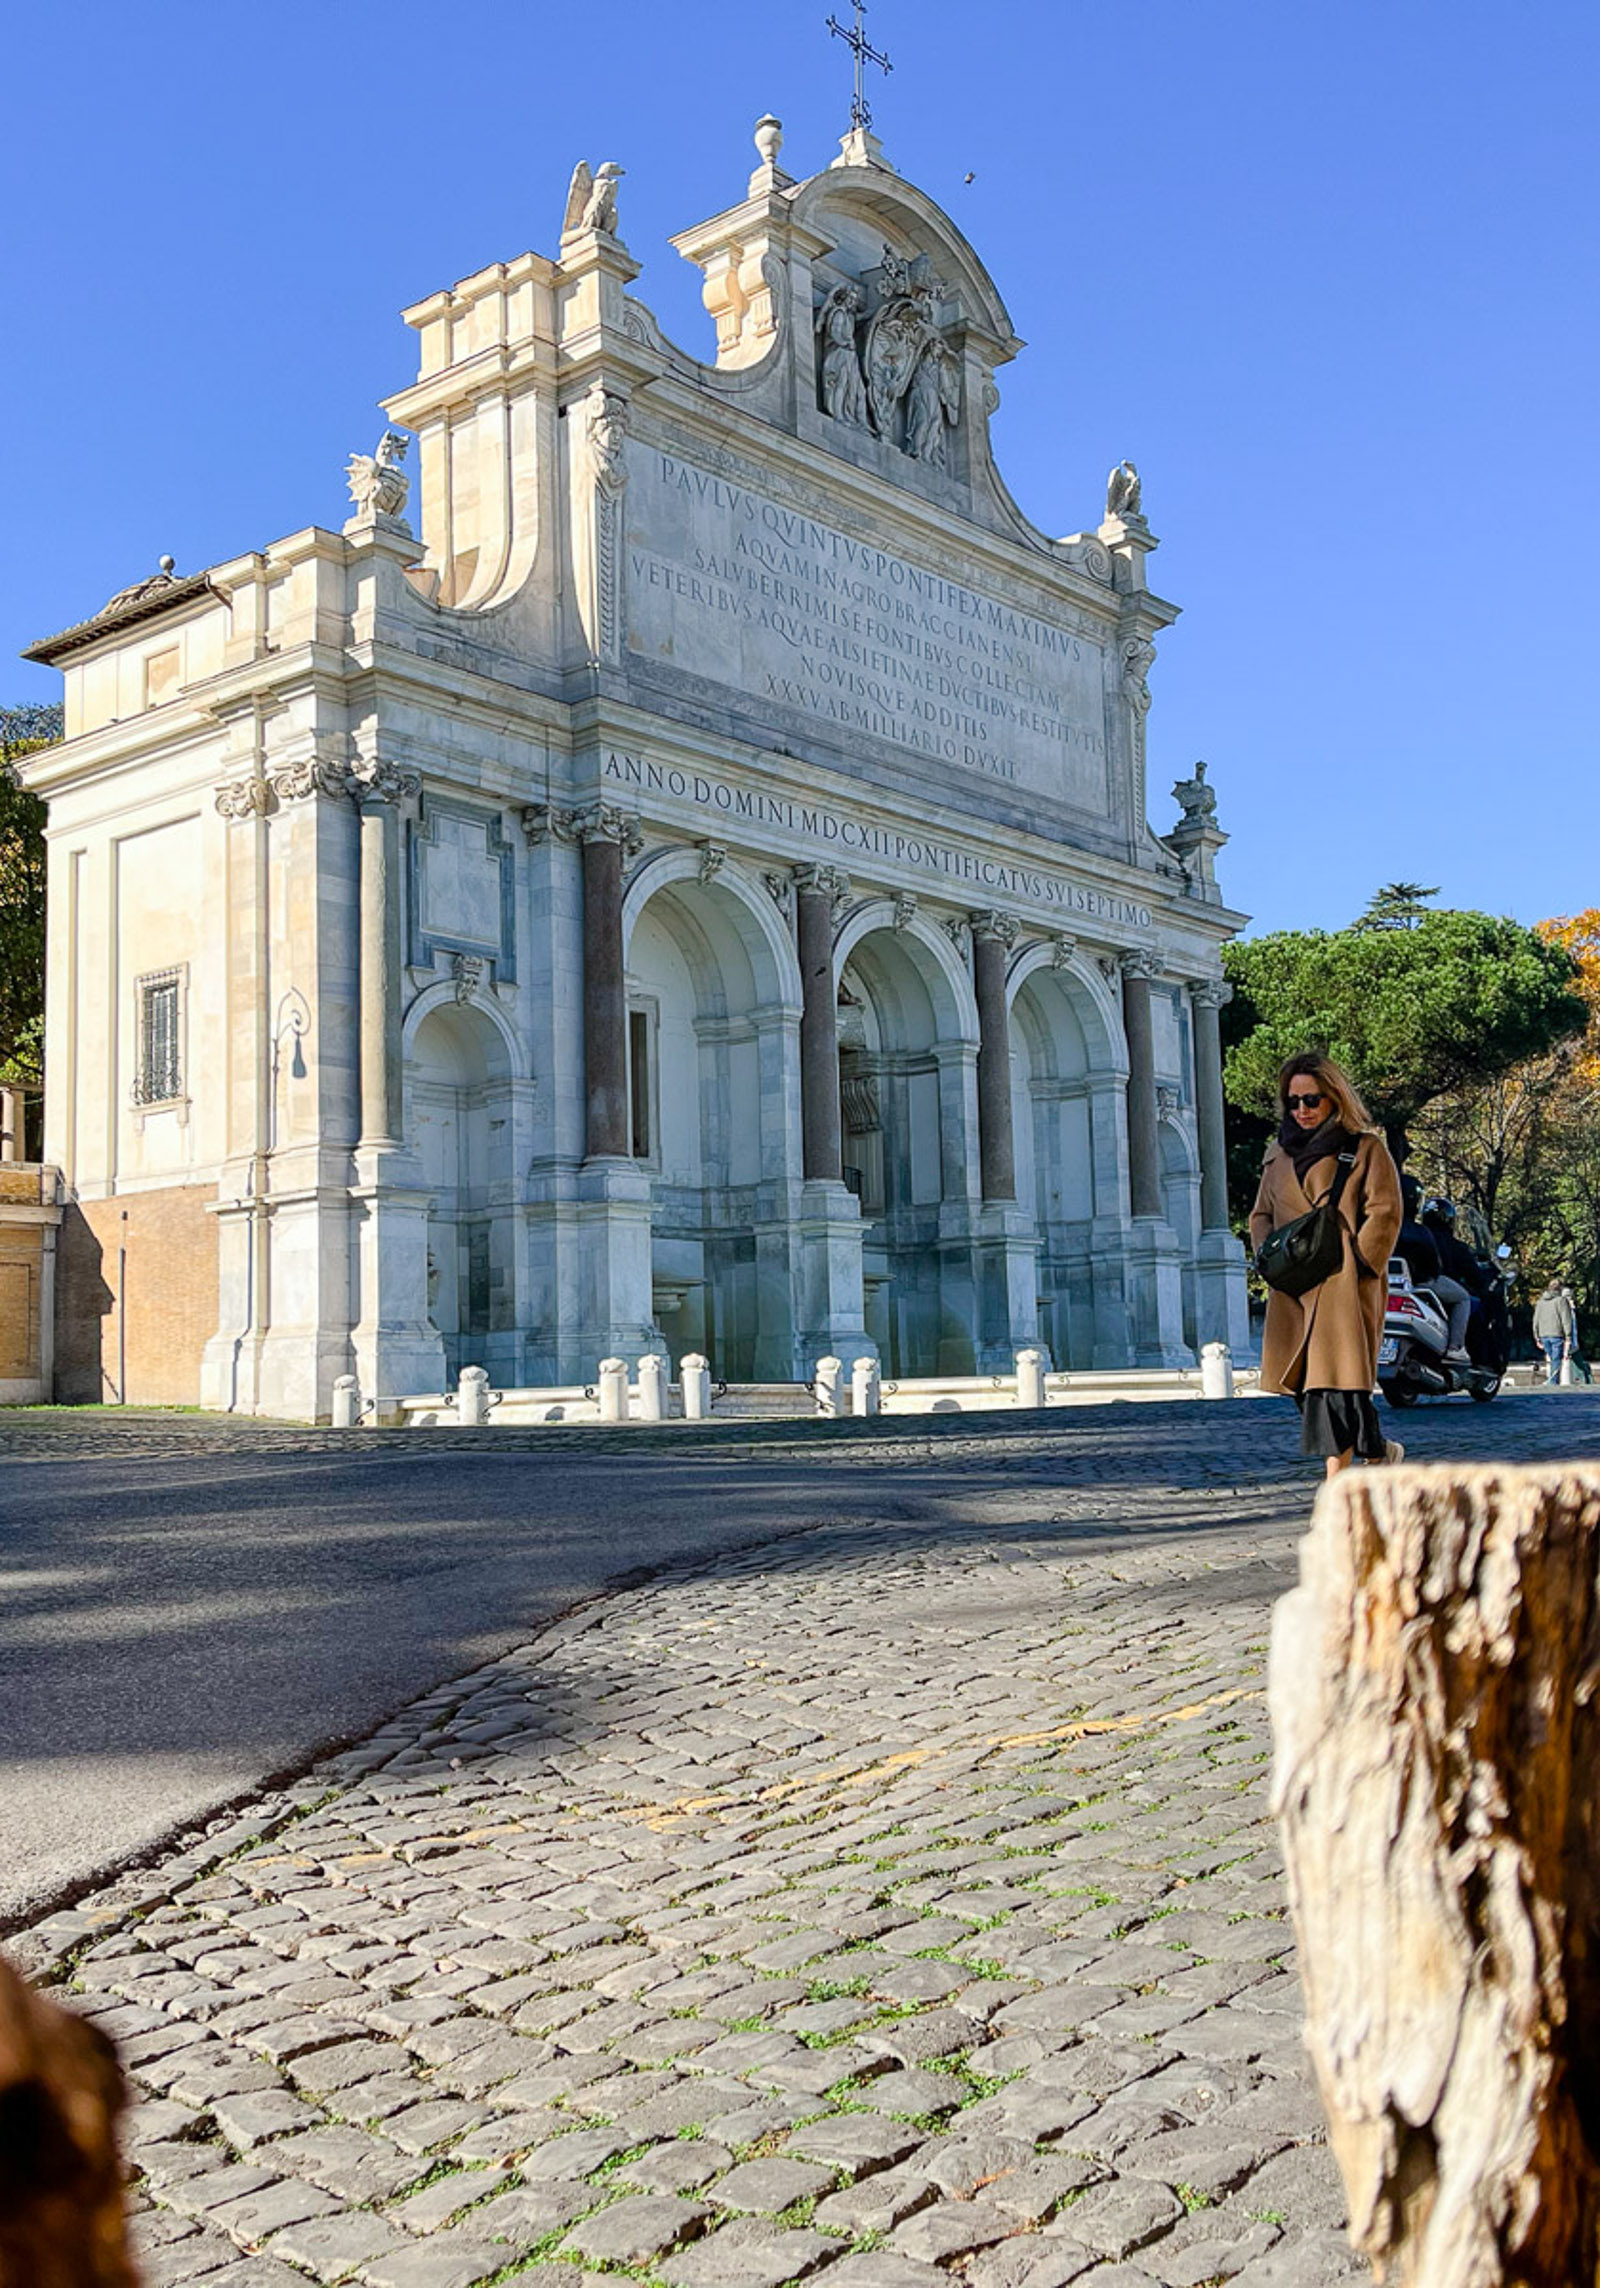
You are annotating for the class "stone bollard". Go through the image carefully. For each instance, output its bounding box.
[331,1374,361,1429]
[1271,1462,1600,2285]
[636,1353,667,1422]
[1200,1340,1235,1400]
[597,1358,629,1422]
[679,1353,712,1421]
[851,1355,880,1418]
[814,1356,844,1418]
[457,1365,491,1426]
[1014,1347,1046,1410]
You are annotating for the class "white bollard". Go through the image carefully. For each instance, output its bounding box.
[1560,1351,1575,1388]
[457,1365,491,1426]
[597,1357,629,1422]
[331,1374,361,1429]
[852,1355,881,1418]
[680,1353,712,1421]
[636,1353,667,1422]
[815,1355,844,1418]
[1015,1347,1046,1410]
[1200,1340,1236,1400]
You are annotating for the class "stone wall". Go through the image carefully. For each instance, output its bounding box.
[56,1185,218,1405]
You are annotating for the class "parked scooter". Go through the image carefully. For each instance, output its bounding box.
[1380,1253,1508,1405]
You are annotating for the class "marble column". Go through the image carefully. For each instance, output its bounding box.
[581,816,630,1160]
[969,910,1018,1202]
[1191,979,1232,1232]
[356,783,406,1148]
[1189,976,1251,1356]
[1120,951,1162,1220]
[795,864,845,1183]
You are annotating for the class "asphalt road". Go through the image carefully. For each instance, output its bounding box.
[3,1392,1594,1931]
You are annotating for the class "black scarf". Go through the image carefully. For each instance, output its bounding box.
[1278,1111,1356,1190]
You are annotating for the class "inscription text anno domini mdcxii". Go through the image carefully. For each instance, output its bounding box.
[626,449,1109,808]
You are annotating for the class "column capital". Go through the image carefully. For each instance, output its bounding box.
[968,908,1020,948]
[794,862,851,910]
[1120,948,1162,983]
[214,774,274,821]
[271,753,355,806]
[1191,977,1233,1011]
[575,803,643,854]
[348,756,421,809]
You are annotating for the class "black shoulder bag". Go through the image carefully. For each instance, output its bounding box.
[1255,1150,1358,1299]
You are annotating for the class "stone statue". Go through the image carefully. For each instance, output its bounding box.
[864,292,924,441]
[585,385,630,495]
[906,338,960,467]
[1121,635,1157,715]
[1106,459,1142,520]
[563,159,624,238]
[815,285,869,427]
[345,430,409,522]
[1171,760,1218,825]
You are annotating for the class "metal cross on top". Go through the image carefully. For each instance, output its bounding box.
[827,0,892,132]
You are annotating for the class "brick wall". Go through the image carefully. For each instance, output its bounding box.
[56,1185,218,1405]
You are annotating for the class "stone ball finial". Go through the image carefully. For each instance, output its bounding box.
[754,115,783,168]
[158,555,176,575]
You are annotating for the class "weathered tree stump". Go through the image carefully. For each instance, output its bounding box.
[1270,1463,1600,2287]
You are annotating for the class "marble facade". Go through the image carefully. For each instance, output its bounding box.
[21,118,1249,1417]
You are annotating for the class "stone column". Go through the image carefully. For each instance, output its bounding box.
[795,865,846,1183]
[580,811,633,1160]
[969,910,1018,1203]
[355,778,408,1148]
[0,1088,19,1162]
[1191,979,1232,1232]
[1121,951,1162,1220]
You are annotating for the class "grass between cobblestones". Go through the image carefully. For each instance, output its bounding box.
[21,1404,1579,2287]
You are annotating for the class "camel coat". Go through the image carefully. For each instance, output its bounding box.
[1249,1130,1403,1396]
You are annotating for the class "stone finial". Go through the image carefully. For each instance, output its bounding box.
[1171,759,1219,828]
[753,115,784,169]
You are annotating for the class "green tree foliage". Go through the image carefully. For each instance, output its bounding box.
[1221,907,1586,1142]
[0,703,58,1091]
[1354,881,1441,931]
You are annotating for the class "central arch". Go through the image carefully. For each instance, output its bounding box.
[834,906,980,1376]
[623,856,803,1380]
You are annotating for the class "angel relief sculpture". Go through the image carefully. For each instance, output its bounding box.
[815,247,961,466]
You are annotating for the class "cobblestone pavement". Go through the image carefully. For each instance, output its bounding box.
[11,1395,1598,2288]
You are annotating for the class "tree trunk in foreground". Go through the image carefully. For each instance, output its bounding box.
[1270,1463,1600,2287]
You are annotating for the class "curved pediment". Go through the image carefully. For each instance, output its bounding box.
[791,163,1022,370]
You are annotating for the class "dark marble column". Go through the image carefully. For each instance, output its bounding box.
[580,812,634,1160]
[969,910,1019,1203]
[1191,978,1232,1232]
[1121,951,1162,1220]
[353,761,417,1148]
[795,865,846,1183]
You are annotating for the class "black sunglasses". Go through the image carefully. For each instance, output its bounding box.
[1286,1091,1326,1110]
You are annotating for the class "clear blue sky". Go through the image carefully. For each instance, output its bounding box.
[4,0,1594,937]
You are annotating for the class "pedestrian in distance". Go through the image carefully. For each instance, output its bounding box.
[1533,1281,1574,1384]
[1561,1284,1593,1382]
[1249,1053,1405,1480]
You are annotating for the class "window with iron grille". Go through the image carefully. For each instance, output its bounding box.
[134,970,183,1105]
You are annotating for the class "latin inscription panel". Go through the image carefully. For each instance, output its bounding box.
[625,447,1109,811]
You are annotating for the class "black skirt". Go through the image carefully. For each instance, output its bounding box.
[1296,1388,1386,1460]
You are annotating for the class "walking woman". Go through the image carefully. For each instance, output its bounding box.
[1249,1054,1404,1478]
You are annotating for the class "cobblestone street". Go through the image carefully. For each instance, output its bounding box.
[10,1393,1599,2288]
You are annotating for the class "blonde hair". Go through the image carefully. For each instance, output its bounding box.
[1278,1052,1377,1134]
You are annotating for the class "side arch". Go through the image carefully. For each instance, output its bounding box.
[833,899,979,1048]
[401,977,528,1078]
[623,846,803,1009]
